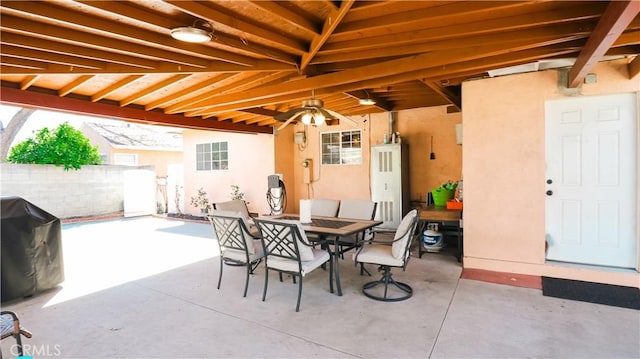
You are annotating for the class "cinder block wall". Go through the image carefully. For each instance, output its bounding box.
[0,163,154,219]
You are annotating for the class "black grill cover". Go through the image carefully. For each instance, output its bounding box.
[1,196,64,302]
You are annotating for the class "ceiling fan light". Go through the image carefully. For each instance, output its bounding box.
[314,112,325,126]
[170,27,212,43]
[301,112,313,125]
[359,98,376,106]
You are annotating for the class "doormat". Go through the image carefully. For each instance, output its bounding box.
[542,277,640,310]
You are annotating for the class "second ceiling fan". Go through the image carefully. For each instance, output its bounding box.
[274,92,357,131]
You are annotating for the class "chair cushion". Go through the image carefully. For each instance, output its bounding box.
[1,314,15,339]
[222,239,265,263]
[338,199,375,220]
[391,210,417,259]
[354,244,404,267]
[338,199,376,242]
[267,248,330,276]
[215,200,252,223]
[310,199,340,217]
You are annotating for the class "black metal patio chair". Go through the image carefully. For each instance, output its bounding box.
[208,211,265,297]
[254,218,333,312]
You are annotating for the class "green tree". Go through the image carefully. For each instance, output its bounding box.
[7,122,102,170]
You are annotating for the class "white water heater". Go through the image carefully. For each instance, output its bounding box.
[370,143,409,229]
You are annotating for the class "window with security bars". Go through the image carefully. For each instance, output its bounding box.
[321,130,362,165]
[196,142,228,171]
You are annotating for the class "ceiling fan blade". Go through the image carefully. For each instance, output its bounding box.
[323,108,357,126]
[276,112,303,131]
[274,108,306,122]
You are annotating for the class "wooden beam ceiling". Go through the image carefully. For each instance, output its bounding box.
[0,1,637,132]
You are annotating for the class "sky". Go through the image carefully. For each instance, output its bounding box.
[0,104,181,149]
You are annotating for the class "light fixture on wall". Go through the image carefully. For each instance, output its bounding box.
[358,90,376,106]
[170,19,213,43]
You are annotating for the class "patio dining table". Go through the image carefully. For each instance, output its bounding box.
[270,214,382,296]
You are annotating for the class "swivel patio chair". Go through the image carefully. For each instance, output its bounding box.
[354,209,419,302]
[1,311,32,358]
[253,218,333,312]
[208,211,265,297]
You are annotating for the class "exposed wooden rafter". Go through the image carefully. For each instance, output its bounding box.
[299,0,354,71]
[568,0,640,87]
[0,1,636,130]
[420,80,462,110]
[0,86,272,134]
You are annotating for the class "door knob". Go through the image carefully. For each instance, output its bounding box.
[546,190,553,196]
[546,179,553,184]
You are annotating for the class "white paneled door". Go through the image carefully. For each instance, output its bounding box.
[545,93,637,268]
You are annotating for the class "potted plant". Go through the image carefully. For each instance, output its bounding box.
[230,184,248,204]
[190,187,211,214]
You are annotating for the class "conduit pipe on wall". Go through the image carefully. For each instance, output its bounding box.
[388,111,395,138]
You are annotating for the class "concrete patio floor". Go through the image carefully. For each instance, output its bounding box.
[2,216,638,358]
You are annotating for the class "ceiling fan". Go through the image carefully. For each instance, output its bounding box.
[274,92,357,131]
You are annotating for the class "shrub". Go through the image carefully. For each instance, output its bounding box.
[7,122,102,170]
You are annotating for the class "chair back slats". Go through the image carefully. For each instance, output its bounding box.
[259,221,299,260]
[209,215,246,252]
[208,211,257,257]
[254,219,307,262]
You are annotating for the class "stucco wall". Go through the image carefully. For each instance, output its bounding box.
[81,124,183,177]
[182,129,275,216]
[108,148,182,178]
[274,125,296,213]
[280,107,462,213]
[0,163,153,219]
[462,59,639,287]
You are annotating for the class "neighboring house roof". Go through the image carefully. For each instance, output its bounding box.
[83,122,183,152]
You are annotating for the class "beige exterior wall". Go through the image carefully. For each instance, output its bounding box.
[274,125,296,213]
[462,59,639,288]
[107,148,182,178]
[81,125,182,177]
[183,129,275,216]
[275,107,462,213]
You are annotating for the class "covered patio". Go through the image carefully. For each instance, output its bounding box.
[1,0,639,303]
[2,216,637,358]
